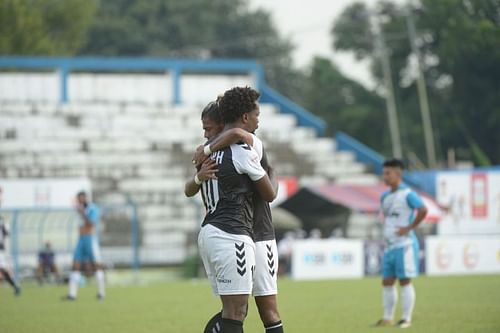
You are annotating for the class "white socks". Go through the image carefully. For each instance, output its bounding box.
[95,270,106,297]
[383,286,398,321]
[68,271,81,298]
[68,270,106,299]
[383,284,416,322]
[400,284,416,322]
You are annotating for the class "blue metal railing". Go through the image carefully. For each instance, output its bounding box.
[260,84,326,136]
[0,203,139,282]
[336,131,385,174]
[336,131,426,191]
[0,56,264,104]
[0,56,325,136]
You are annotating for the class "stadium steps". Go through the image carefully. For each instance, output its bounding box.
[0,101,371,265]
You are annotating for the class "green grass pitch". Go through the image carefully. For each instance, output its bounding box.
[1,274,499,333]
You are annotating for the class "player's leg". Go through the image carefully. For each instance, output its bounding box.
[67,238,84,299]
[36,263,44,285]
[90,237,105,299]
[67,261,81,299]
[203,311,222,333]
[255,296,283,333]
[0,269,21,295]
[0,252,21,295]
[50,263,61,282]
[395,242,419,328]
[374,248,397,326]
[202,225,255,333]
[253,240,283,332]
[198,226,224,333]
[0,252,20,294]
[220,294,248,332]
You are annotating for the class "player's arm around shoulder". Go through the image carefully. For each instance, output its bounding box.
[234,145,276,202]
[192,129,258,166]
[184,159,219,197]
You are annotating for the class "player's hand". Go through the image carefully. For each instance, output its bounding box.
[396,226,412,236]
[192,145,209,167]
[76,205,85,216]
[197,159,218,181]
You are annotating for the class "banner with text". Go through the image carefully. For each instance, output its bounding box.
[292,239,364,280]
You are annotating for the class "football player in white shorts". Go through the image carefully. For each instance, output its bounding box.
[187,87,277,333]
[0,191,21,296]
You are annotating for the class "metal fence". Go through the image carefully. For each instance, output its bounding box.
[0,203,139,281]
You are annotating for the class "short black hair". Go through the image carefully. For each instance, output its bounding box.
[219,86,260,124]
[76,191,87,197]
[201,101,222,124]
[383,158,405,170]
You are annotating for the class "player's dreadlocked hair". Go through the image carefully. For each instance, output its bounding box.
[201,100,222,124]
[219,86,260,124]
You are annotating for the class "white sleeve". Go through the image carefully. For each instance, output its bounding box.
[232,145,267,181]
[250,134,263,160]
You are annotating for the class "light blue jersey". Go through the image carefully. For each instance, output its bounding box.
[73,203,101,263]
[381,184,424,250]
[79,203,99,229]
[381,184,424,279]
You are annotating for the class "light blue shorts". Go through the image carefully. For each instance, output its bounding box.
[73,235,101,263]
[382,242,419,279]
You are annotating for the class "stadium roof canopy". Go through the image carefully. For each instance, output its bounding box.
[279,183,442,234]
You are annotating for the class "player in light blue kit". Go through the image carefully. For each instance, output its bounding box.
[374,159,427,329]
[64,191,105,300]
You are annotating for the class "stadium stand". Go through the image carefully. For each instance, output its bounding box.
[0,57,377,266]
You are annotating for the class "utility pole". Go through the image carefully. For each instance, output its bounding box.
[373,18,403,159]
[405,7,437,168]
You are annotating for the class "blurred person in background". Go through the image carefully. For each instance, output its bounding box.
[36,241,60,285]
[0,187,21,296]
[64,191,105,301]
[374,159,427,329]
[277,232,294,276]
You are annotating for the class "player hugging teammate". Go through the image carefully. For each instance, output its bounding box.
[185,87,284,333]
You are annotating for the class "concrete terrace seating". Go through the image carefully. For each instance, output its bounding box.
[0,101,369,265]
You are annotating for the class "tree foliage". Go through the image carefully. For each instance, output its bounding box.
[0,0,96,55]
[78,0,298,98]
[332,0,500,165]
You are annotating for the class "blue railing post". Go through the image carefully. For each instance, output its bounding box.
[11,210,20,282]
[130,203,140,271]
[59,66,69,104]
[67,212,75,252]
[171,67,182,105]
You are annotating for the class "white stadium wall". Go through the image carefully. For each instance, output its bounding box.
[0,178,91,208]
[0,72,254,105]
[180,74,254,105]
[0,73,60,102]
[69,73,173,104]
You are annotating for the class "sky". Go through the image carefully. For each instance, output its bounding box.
[248,0,405,88]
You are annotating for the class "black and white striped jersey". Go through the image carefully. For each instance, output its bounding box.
[201,140,266,237]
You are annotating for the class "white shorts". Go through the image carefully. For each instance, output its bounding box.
[198,224,256,296]
[0,251,8,270]
[253,239,278,296]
